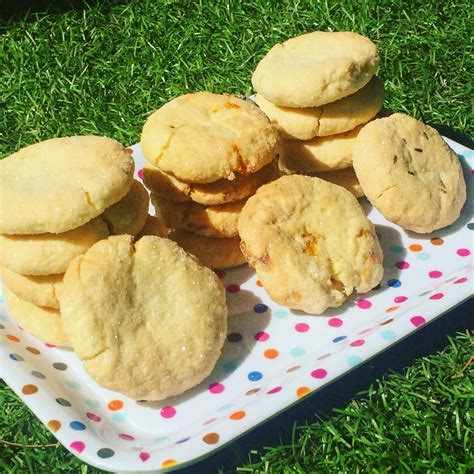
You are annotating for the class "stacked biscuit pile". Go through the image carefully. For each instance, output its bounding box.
[140,91,281,270]
[252,31,384,197]
[0,136,151,347]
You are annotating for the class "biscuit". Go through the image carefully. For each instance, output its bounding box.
[279,125,362,174]
[136,215,169,239]
[253,76,383,140]
[151,194,245,238]
[353,113,466,233]
[170,230,246,270]
[238,175,383,314]
[3,286,70,347]
[0,218,109,276]
[60,235,227,401]
[312,168,364,198]
[252,31,380,108]
[141,92,280,183]
[0,136,134,234]
[101,180,149,235]
[1,266,63,309]
[143,160,280,205]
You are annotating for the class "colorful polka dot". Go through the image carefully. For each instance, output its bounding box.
[385,306,400,313]
[274,309,288,319]
[6,334,20,342]
[296,386,310,398]
[467,223,474,230]
[26,346,40,355]
[332,336,346,343]
[227,332,242,342]
[97,448,115,458]
[47,420,61,432]
[395,261,410,270]
[390,244,404,253]
[53,362,67,371]
[316,353,331,360]
[31,370,45,379]
[230,410,246,420]
[137,168,144,180]
[388,279,401,287]
[107,400,124,411]
[357,300,372,309]
[328,317,343,327]
[416,252,430,260]
[162,459,177,468]
[66,381,80,390]
[264,348,279,359]
[139,452,150,462]
[56,398,71,407]
[267,386,282,394]
[176,436,191,443]
[456,248,470,257]
[253,303,268,313]
[350,339,365,347]
[311,368,327,379]
[203,432,219,444]
[381,330,396,341]
[86,413,101,422]
[70,441,85,453]
[429,293,444,300]
[254,331,269,341]
[222,360,237,372]
[454,277,467,284]
[248,371,263,381]
[394,296,408,303]
[429,270,443,278]
[160,406,176,418]
[295,323,309,332]
[347,355,363,367]
[69,421,86,431]
[290,346,306,357]
[256,279,263,287]
[431,237,444,245]
[208,382,225,394]
[410,315,426,327]
[22,384,38,395]
[9,353,24,361]
[246,388,260,395]
[118,433,135,441]
[226,284,240,293]
[380,318,394,326]
[111,413,127,422]
[409,244,423,252]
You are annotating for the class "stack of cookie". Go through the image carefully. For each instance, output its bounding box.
[140,91,281,270]
[252,31,384,197]
[0,136,150,346]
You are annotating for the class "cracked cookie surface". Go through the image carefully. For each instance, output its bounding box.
[252,31,380,108]
[238,175,383,314]
[0,136,134,234]
[141,92,280,183]
[254,76,383,140]
[353,113,466,233]
[60,235,227,400]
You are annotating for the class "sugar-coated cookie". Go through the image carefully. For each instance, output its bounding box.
[312,168,364,198]
[0,136,134,234]
[141,92,280,183]
[143,160,280,205]
[279,125,362,174]
[253,76,383,140]
[238,175,383,314]
[252,31,379,108]
[170,230,246,270]
[60,235,227,401]
[151,194,245,238]
[353,113,466,233]
[3,286,70,347]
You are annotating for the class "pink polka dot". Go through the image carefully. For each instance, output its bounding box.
[267,386,282,394]
[295,323,310,333]
[358,328,372,335]
[428,271,443,278]
[208,382,224,394]
[45,343,56,348]
[254,331,269,341]
[396,261,410,270]
[357,300,372,309]
[328,317,343,327]
[454,277,467,284]
[70,441,85,453]
[119,433,135,441]
[137,168,144,180]
[350,339,365,347]
[139,452,150,462]
[86,412,101,422]
[410,315,426,327]
[203,417,218,425]
[429,293,444,300]
[226,284,240,293]
[311,368,328,379]
[394,296,408,303]
[456,248,470,257]
[160,406,176,418]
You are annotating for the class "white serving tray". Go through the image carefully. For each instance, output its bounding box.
[0,137,472,472]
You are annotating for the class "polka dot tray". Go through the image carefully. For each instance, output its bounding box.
[1,137,472,472]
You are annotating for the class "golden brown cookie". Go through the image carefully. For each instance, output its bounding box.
[136,215,169,239]
[312,168,364,198]
[238,175,383,314]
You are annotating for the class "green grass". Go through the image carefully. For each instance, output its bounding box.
[0,0,472,472]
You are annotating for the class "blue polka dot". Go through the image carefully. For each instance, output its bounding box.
[66,381,81,390]
[176,437,190,444]
[248,371,263,381]
[69,421,86,431]
[390,244,404,253]
[222,360,237,373]
[9,353,24,361]
[290,346,306,357]
[111,412,127,423]
[154,436,169,444]
[416,252,430,261]
[347,355,363,367]
[388,279,401,288]
[253,304,268,313]
[467,223,474,230]
[332,336,346,343]
[381,330,396,341]
[274,309,288,319]
[85,399,100,408]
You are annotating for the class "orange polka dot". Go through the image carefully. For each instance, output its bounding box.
[26,346,40,354]
[203,432,219,444]
[6,334,20,342]
[22,384,38,395]
[409,244,423,252]
[264,348,279,359]
[161,459,177,468]
[431,237,444,245]
[385,306,400,313]
[229,410,246,420]
[107,399,124,411]
[47,420,61,432]
[296,386,310,398]
[380,318,394,325]
[256,280,263,287]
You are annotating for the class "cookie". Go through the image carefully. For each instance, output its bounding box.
[0,136,134,234]
[279,125,362,174]
[3,286,70,347]
[353,113,466,233]
[238,175,383,314]
[143,160,280,205]
[60,235,227,401]
[312,168,364,198]
[1,266,63,309]
[136,215,169,239]
[170,230,246,270]
[151,194,245,238]
[252,31,380,108]
[253,76,383,140]
[101,180,149,235]
[141,92,280,183]
[0,218,109,276]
